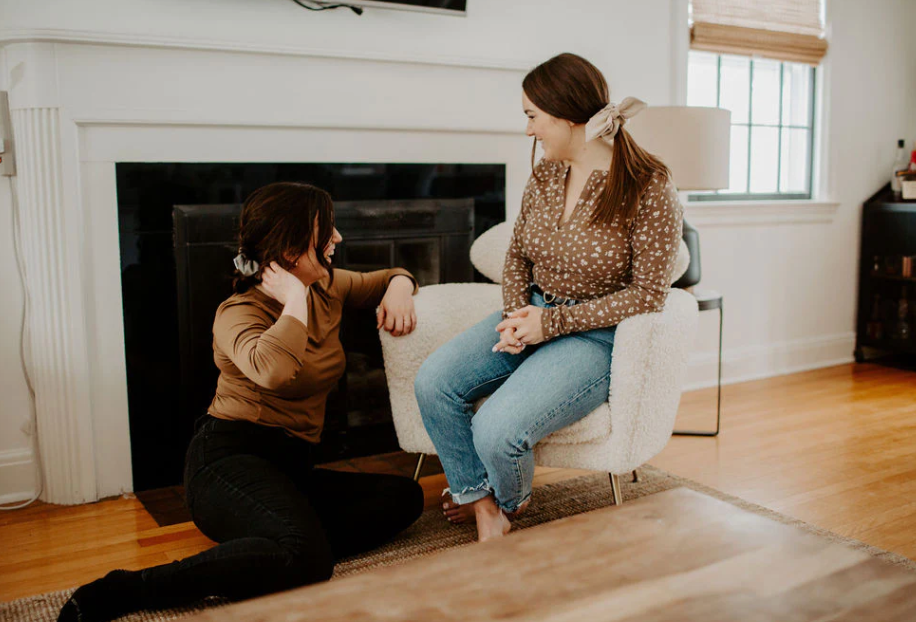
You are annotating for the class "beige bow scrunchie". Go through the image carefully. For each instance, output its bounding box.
[584,97,647,144]
[233,252,260,277]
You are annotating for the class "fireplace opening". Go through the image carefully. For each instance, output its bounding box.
[117,163,505,491]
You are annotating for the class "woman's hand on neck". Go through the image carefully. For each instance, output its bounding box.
[258,262,312,327]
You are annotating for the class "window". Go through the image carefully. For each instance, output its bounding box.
[687,0,825,202]
[687,51,816,201]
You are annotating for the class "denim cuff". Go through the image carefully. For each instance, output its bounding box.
[445,480,493,506]
[496,490,531,515]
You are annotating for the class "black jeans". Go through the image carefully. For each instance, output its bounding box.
[136,416,424,608]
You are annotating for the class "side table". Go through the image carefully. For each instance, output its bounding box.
[673,289,723,437]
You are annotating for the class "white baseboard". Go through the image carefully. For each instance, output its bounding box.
[683,332,856,392]
[0,448,37,505]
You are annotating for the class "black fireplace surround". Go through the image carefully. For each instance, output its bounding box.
[117,163,505,492]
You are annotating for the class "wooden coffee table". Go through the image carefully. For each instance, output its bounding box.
[186,487,916,621]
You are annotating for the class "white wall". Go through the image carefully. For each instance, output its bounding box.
[0,0,678,104]
[0,49,38,504]
[0,176,38,504]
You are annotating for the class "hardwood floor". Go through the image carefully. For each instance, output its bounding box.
[649,362,916,560]
[1,362,915,603]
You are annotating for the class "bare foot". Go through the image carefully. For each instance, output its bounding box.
[442,491,529,525]
[442,499,475,524]
[473,496,511,542]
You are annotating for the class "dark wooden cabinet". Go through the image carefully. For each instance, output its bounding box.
[854,185,916,363]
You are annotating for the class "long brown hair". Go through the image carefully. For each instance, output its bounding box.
[522,53,670,227]
[233,182,336,294]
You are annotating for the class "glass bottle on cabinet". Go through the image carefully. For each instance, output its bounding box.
[892,139,908,196]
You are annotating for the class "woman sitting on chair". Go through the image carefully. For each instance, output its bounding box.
[59,182,423,622]
[414,53,684,542]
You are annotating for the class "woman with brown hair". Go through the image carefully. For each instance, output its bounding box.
[59,182,423,622]
[415,53,684,541]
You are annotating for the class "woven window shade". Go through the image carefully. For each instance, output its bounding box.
[691,0,827,65]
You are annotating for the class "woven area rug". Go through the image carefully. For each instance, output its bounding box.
[3,465,914,621]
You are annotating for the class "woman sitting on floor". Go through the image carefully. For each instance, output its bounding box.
[59,182,424,622]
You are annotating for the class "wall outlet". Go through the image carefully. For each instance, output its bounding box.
[0,92,15,177]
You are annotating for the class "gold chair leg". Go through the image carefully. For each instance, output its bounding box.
[632,469,639,483]
[412,454,426,482]
[609,473,622,506]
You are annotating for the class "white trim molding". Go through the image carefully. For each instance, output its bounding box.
[0,28,532,72]
[12,108,98,505]
[0,448,37,505]
[7,43,99,504]
[684,331,856,391]
[685,200,841,227]
[669,0,689,106]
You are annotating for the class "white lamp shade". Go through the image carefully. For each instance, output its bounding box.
[624,106,731,191]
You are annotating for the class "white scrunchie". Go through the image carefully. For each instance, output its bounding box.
[584,97,647,144]
[233,253,260,277]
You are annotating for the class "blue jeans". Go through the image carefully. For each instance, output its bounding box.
[414,291,616,513]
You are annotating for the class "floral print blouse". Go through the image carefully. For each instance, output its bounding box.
[502,158,684,341]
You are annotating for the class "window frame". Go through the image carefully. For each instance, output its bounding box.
[688,52,818,203]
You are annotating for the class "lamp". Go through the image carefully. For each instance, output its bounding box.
[626,106,731,191]
[626,106,731,437]
[625,106,731,288]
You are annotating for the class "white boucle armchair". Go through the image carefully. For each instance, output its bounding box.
[379,222,698,504]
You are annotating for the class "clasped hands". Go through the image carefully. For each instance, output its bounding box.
[493,306,545,354]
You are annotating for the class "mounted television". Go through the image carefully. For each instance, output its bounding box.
[344,0,466,15]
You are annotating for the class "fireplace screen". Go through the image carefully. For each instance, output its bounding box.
[117,163,504,491]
